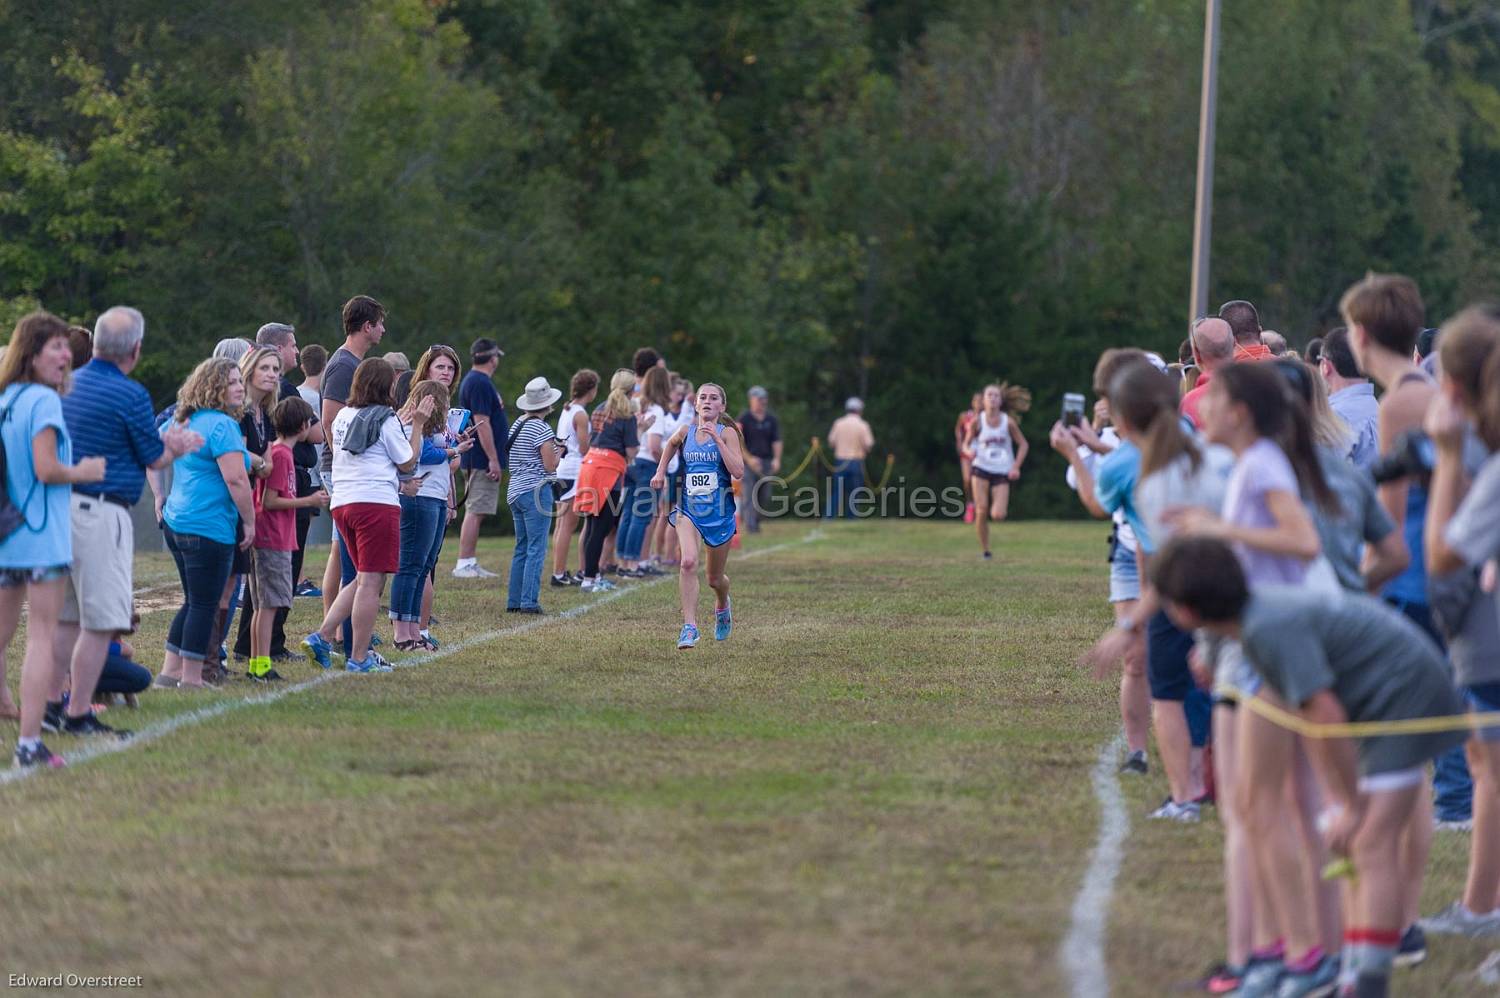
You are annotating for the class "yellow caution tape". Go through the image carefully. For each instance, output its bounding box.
[1216,687,1500,738]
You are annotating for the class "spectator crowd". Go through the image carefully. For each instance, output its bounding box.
[0,296,807,771]
[1041,281,1500,997]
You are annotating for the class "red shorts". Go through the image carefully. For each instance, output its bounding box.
[332,502,401,574]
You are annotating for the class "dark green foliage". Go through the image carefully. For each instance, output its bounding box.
[2,0,1497,517]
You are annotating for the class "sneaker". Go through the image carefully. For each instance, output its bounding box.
[346,656,377,674]
[1119,750,1149,776]
[714,599,732,641]
[1394,923,1427,968]
[1420,901,1500,937]
[550,573,572,588]
[1200,962,1243,995]
[1147,797,1200,823]
[982,550,992,561]
[451,563,496,579]
[41,701,64,734]
[60,712,132,740]
[677,624,700,650]
[517,607,543,615]
[368,651,394,672]
[591,578,618,592]
[1276,954,1338,998]
[302,632,334,670]
[564,573,583,586]
[640,564,666,577]
[617,567,645,579]
[249,669,286,683]
[13,741,65,770]
[294,580,322,598]
[1235,958,1284,997]
[1434,817,1473,833]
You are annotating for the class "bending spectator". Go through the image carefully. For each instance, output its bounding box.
[155,358,253,691]
[577,370,639,592]
[54,306,199,739]
[1180,316,1234,427]
[302,358,433,673]
[1319,326,1379,470]
[0,312,107,769]
[453,338,508,579]
[551,369,599,587]
[506,377,563,613]
[390,377,469,650]
[317,295,386,655]
[825,397,874,518]
[738,386,782,535]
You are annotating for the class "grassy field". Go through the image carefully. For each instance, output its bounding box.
[0,519,1492,995]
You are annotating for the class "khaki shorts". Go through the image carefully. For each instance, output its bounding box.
[61,494,134,631]
[249,548,295,610]
[466,469,500,516]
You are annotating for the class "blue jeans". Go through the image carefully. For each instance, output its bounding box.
[98,650,152,695]
[164,525,237,663]
[1390,597,1474,821]
[391,495,447,623]
[507,486,555,610]
[615,459,659,561]
[825,460,864,518]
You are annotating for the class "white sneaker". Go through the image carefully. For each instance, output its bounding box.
[1420,902,1500,937]
[1147,798,1200,823]
[451,563,498,579]
[1434,817,1474,833]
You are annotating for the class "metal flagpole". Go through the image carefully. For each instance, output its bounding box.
[1189,0,1222,326]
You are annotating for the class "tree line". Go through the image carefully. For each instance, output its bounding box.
[5,0,1500,516]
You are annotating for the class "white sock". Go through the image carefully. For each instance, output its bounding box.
[18,736,40,751]
[456,558,475,569]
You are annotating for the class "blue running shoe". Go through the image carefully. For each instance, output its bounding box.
[302,632,333,670]
[677,624,699,650]
[1274,954,1338,998]
[714,600,732,641]
[345,656,377,674]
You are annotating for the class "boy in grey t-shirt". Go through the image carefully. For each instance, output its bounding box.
[1151,535,1467,996]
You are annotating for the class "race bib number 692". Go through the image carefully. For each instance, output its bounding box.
[686,472,716,496]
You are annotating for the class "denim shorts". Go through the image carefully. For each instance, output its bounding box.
[1467,682,1500,743]
[0,564,70,588]
[1146,609,1195,701]
[1108,545,1140,604]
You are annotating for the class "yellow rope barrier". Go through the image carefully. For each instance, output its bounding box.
[760,439,898,493]
[1217,687,1500,739]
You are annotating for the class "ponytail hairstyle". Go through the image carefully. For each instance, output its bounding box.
[1438,304,1500,451]
[569,368,599,401]
[987,381,1032,421]
[1272,358,1351,455]
[603,368,635,420]
[1216,362,1339,513]
[1112,364,1199,479]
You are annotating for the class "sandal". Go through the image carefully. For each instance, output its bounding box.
[394,639,434,653]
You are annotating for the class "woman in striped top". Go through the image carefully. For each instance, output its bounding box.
[505,377,563,614]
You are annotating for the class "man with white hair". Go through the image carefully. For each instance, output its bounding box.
[53,306,200,738]
[1179,316,1235,428]
[825,397,874,518]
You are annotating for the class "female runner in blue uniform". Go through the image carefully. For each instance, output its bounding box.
[651,383,745,649]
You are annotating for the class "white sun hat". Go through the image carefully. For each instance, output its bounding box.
[516,376,563,412]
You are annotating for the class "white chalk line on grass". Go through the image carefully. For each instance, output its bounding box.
[1060,733,1128,998]
[0,530,823,788]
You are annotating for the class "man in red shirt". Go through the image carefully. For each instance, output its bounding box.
[1221,299,1275,362]
[1179,316,1234,428]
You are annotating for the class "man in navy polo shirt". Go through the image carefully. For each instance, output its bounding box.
[54,306,200,738]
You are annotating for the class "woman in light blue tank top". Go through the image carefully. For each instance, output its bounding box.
[652,383,744,649]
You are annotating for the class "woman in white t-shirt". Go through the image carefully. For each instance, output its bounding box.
[616,367,670,576]
[301,358,434,673]
[650,375,692,569]
[550,369,598,587]
[960,382,1030,560]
